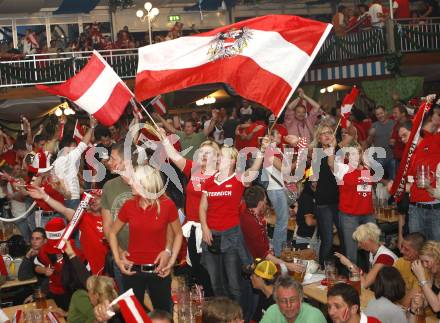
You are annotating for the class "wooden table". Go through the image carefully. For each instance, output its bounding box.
[303,282,375,309]
[2,299,66,322]
[1,277,38,289]
[304,282,439,322]
[375,213,399,224]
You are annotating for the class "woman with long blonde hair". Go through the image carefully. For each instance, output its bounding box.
[411,240,440,318]
[309,123,342,268]
[108,164,183,312]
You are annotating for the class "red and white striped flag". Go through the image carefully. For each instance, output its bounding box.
[297,137,308,150]
[46,311,61,323]
[340,87,359,128]
[107,289,151,323]
[36,51,133,126]
[391,96,434,202]
[150,95,167,115]
[12,309,23,323]
[58,121,65,141]
[136,15,332,117]
[73,119,84,143]
[130,99,143,120]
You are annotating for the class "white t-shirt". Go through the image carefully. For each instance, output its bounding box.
[6,183,27,218]
[0,308,8,323]
[368,3,384,27]
[204,119,224,145]
[53,142,88,200]
[264,165,285,191]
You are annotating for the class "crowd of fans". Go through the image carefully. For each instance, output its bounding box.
[332,0,439,35]
[0,86,438,322]
[0,21,190,59]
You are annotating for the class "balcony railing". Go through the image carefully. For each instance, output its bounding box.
[1,20,440,88]
[0,49,138,88]
[395,21,440,53]
[315,27,387,65]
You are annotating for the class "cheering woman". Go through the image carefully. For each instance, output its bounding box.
[200,138,268,304]
[108,164,183,312]
[160,127,219,296]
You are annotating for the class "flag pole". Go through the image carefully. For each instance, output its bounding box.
[125,85,161,131]
[333,117,341,135]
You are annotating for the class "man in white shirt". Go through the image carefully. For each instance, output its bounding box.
[53,117,97,210]
[368,0,386,27]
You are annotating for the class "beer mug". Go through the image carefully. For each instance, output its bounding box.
[416,165,431,189]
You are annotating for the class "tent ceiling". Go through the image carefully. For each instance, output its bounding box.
[0,96,60,121]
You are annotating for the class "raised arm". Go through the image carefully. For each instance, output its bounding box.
[241,137,269,186]
[158,128,186,171]
[27,186,75,220]
[298,88,320,114]
[81,117,97,145]
[203,109,219,137]
[22,117,33,147]
[154,113,177,134]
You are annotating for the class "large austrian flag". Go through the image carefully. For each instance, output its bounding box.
[36,51,133,126]
[136,15,332,117]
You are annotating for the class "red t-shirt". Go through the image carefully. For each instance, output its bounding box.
[35,240,82,294]
[118,196,178,264]
[370,245,397,267]
[0,150,17,166]
[367,316,381,323]
[202,173,245,231]
[79,212,108,274]
[353,119,372,143]
[235,127,247,151]
[338,167,373,215]
[407,133,440,202]
[35,184,65,212]
[391,123,405,160]
[239,203,270,259]
[244,121,267,148]
[394,0,410,19]
[273,124,288,147]
[0,256,7,276]
[375,254,395,266]
[182,159,212,222]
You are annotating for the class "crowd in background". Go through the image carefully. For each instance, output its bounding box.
[0,85,438,322]
[332,0,440,35]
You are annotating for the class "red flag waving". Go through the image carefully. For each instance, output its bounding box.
[107,289,151,323]
[340,87,359,128]
[136,15,332,117]
[73,119,84,143]
[151,95,168,115]
[391,96,434,202]
[36,51,133,126]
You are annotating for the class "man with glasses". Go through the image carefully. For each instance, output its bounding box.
[260,275,326,323]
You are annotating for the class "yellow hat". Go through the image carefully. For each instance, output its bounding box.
[254,260,277,280]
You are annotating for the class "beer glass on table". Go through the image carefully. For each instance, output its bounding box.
[349,270,361,294]
[281,241,294,263]
[324,260,337,289]
[292,259,307,283]
[35,288,47,309]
